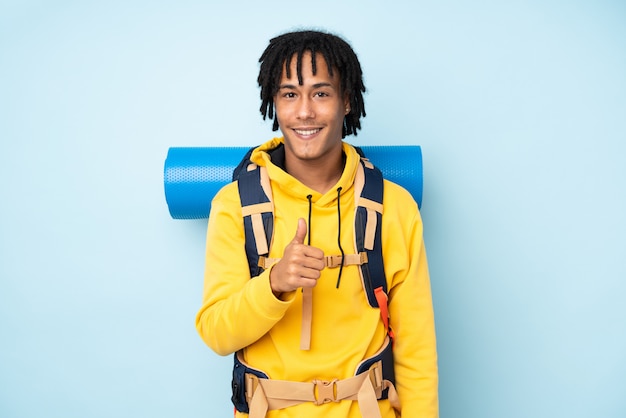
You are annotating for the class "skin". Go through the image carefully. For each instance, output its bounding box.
[269,51,351,296]
[274,51,350,194]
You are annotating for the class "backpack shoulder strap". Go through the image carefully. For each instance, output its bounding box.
[354,157,387,307]
[354,156,395,341]
[236,159,274,278]
[232,147,256,182]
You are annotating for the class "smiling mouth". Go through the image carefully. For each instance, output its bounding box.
[294,128,321,136]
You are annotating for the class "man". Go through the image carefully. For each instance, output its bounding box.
[195,30,438,417]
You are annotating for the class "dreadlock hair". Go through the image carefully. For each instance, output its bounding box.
[258,30,366,137]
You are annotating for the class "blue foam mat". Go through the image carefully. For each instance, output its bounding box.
[164,146,423,219]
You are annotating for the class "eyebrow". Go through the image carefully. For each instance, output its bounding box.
[278,82,335,90]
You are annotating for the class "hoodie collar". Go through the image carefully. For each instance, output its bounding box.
[249,137,360,207]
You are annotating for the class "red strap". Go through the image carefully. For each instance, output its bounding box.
[374,287,395,342]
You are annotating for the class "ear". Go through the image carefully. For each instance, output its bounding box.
[343,92,351,115]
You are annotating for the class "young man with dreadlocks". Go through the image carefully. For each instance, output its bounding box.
[196,30,438,417]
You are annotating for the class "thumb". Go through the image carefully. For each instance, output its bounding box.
[292,218,308,245]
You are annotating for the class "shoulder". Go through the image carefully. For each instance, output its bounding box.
[381,178,423,235]
[210,181,242,215]
[206,181,245,241]
[382,179,419,213]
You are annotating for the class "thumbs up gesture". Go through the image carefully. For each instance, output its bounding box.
[270,218,325,296]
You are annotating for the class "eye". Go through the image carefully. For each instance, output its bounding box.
[282,92,296,99]
[314,91,329,98]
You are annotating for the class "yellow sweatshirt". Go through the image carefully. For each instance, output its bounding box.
[196,138,438,417]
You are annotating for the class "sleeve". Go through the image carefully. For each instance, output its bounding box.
[194,184,295,356]
[385,192,439,417]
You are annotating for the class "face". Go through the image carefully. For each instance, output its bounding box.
[274,51,350,167]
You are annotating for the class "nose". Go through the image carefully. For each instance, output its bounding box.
[296,97,315,120]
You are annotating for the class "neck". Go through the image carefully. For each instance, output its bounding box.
[285,151,344,194]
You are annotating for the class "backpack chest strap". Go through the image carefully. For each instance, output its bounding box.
[258,252,368,270]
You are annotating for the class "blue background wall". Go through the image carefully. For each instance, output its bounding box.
[1,1,625,417]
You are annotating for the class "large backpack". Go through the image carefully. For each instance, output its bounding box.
[230,145,396,413]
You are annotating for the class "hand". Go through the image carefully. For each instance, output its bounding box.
[270,218,325,296]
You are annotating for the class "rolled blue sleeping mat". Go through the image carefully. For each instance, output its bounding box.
[164,145,423,219]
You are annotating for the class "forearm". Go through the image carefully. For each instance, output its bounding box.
[388,214,439,416]
[392,277,439,416]
[195,268,293,355]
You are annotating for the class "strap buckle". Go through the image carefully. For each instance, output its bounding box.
[325,255,343,268]
[312,379,339,405]
[325,253,369,268]
[245,373,260,404]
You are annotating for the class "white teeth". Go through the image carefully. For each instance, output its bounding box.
[295,128,320,136]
